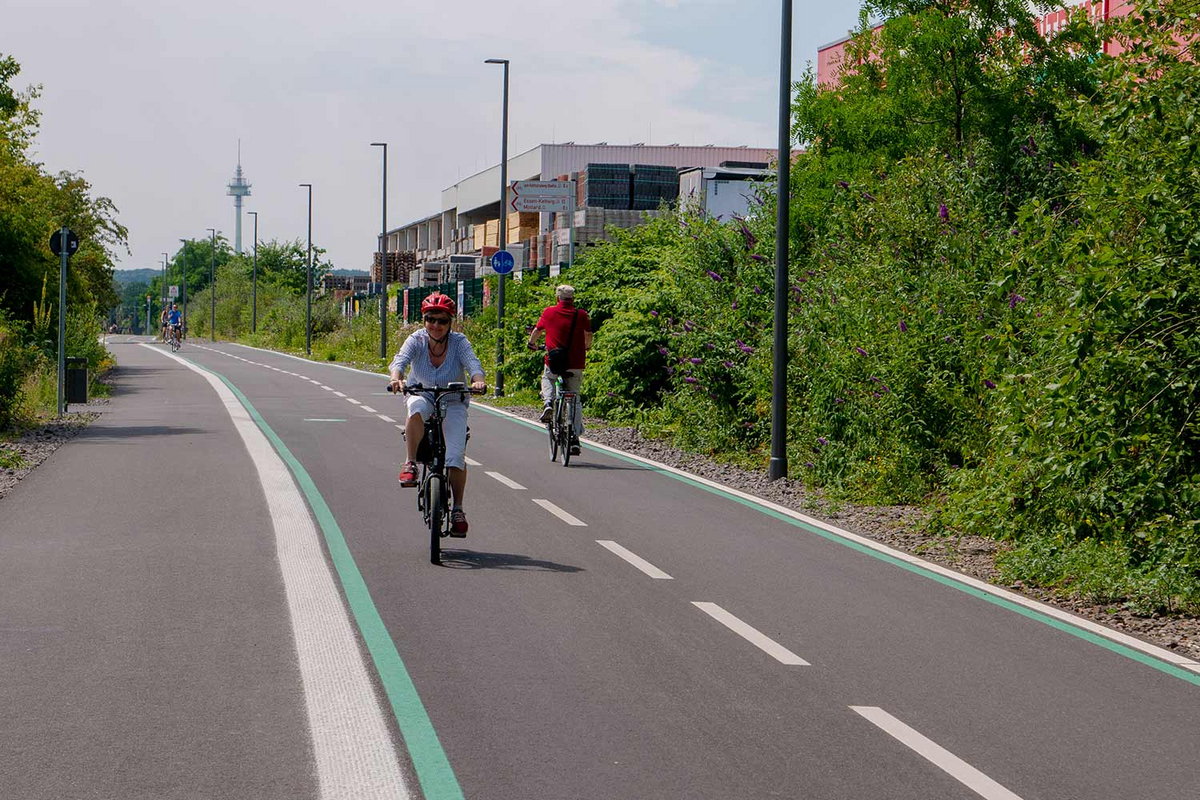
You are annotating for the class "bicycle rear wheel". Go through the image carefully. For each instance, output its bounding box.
[548,400,560,462]
[427,476,444,565]
[560,397,574,467]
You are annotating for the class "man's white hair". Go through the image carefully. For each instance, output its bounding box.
[556,284,575,301]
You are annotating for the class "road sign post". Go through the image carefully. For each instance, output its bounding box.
[510,180,576,269]
[49,227,79,416]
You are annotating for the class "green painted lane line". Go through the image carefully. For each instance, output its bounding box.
[473,403,1200,688]
[197,359,464,800]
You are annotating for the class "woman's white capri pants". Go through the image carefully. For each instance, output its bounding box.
[406,395,469,470]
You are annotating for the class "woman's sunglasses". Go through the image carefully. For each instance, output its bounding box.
[423,316,451,325]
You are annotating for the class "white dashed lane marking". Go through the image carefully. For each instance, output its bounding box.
[596,540,671,578]
[485,472,527,491]
[692,602,809,666]
[464,456,482,467]
[531,499,586,527]
[360,406,378,413]
[850,707,1024,800]
[376,415,396,423]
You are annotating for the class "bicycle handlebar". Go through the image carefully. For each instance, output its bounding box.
[385,382,485,396]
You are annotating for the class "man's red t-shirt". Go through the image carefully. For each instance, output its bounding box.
[536,302,590,370]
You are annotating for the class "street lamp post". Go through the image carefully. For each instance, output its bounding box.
[299,183,313,355]
[485,57,510,397]
[768,0,792,481]
[206,228,217,342]
[248,211,259,333]
[178,239,189,338]
[161,252,168,314]
[371,142,388,359]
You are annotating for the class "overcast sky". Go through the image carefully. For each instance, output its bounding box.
[6,0,862,273]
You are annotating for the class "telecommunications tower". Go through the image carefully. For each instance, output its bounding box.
[226,140,252,254]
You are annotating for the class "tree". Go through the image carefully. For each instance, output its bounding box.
[253,238,333,295]
[0,52,127,329]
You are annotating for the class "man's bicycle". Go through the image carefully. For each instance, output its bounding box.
[168,324,182,352]
[546,370,580,467]
[388,382,482,565]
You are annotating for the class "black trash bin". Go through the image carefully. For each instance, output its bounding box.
[65,357,88,406]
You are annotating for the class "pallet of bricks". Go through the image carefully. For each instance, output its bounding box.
[446,255,476,282]
[632,164,679,210]
[580,163,630,210]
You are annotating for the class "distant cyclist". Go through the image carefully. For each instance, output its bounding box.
[159,306,170,342]
[527,284,591,454]
[389,293,486,536]
[166,304,182,343]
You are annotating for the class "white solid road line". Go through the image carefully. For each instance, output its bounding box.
[376,415,396,423]
[360,405,378,413]
[485,471,527,491]
[464,456,482,466]
[144,345,410,799]
[532,499,587,526]
[692,602,810,666]
[596,540,671,578]
[850,707,1024,800]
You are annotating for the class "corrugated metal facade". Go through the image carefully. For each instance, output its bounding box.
[539,144,779,183]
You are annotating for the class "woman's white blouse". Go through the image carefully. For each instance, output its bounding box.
[389,330,485,403]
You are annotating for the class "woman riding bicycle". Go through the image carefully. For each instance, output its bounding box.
[389,293,486,536]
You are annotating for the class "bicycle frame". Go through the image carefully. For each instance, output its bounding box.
[394,382,475,564]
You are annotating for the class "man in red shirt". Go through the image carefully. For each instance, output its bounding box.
[527,284,592,453]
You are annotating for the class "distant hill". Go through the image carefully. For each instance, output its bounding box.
[113,268,159,285]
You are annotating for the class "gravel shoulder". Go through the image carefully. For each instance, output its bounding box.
[485,400,1200,665]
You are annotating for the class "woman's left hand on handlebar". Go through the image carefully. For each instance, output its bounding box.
[470,380,486,393]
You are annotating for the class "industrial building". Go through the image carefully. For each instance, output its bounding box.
[373,143,783,289]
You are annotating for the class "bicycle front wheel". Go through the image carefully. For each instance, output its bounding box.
[548,404,560,462]
[427,476,444,565]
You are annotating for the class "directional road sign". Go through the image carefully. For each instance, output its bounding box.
[510,180,573,213]
[490,250,515,275]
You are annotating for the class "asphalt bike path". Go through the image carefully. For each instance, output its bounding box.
[0,337,316,800]
[168,338,1198,800]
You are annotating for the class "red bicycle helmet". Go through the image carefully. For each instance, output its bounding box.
[421,292,456,316]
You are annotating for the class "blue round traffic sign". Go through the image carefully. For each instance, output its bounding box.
[491,250,515,275]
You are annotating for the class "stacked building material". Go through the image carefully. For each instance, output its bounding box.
[506,212,539,246]
[581,163,630,209]
[422,260,446,286]
[632,164,680,210]
[371,250,417,284]
[446,255,477,281]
